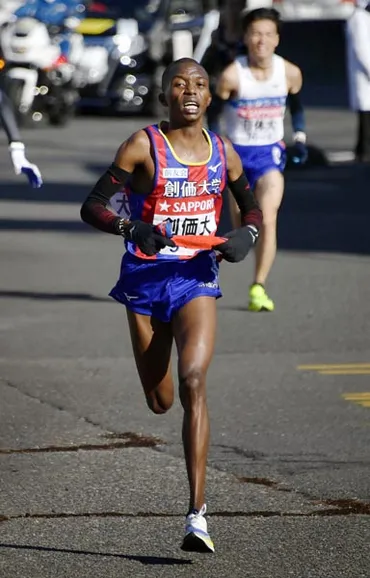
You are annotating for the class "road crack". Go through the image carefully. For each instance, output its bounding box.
[2,379,108,430]
[0,505,369,524]
[0,432,165,455]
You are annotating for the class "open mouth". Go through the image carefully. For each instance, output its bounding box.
[182,101,199,114]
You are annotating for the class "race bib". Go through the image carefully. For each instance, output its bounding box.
[242,118,281,145]
[236,97,285,145]
[153,197,217,257]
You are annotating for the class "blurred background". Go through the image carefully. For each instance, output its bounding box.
[0,0,359,126]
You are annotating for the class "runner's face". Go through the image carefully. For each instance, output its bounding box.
[244,19,279,61]
[165,64,211,123]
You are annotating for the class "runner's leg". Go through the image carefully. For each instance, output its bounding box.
[172,296,217,511]
[126,310,174,414]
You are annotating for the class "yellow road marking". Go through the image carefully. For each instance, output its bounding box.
[297,364,370,409]
[342,391,370,401]
[318,369,370,375]
[297,363,370,375]
[342,393,370,408]
[298,363,370,370]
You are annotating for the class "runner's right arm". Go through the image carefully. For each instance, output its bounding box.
[80,131,175,255]
[207,63,237,132]
[80,130,149,234]
[216,137,262,263]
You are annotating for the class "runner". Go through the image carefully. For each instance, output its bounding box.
[80,57,262,553]
[213,8,308,311]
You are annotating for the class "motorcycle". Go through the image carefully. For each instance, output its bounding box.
[74,9,156,115]
[72,0,180,116]
[0,1,84,126]
[75,0,209,116]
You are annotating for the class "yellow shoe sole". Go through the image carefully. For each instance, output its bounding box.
[247,299,274,312]
[181,532,215,553]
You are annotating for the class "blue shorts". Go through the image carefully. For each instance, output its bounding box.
[233,142,286,190]
[109,250,222,322]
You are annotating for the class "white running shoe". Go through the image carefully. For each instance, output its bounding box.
[180,504,215,553]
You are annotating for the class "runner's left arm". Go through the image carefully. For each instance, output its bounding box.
[215,138,262,263]
[223,136,262,232]
[286,61,308,164]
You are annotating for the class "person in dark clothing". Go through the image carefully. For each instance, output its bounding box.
[0,89,43,188]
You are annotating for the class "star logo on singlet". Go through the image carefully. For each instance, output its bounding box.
[159,200,170,212]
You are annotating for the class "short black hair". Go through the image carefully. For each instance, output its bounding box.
[161,58,209,92]
[242,8,282,34]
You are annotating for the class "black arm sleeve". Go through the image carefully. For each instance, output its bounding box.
[228,173,263,230]
[287,91,306,134]
[80,163,131,234]
[0,89,21,144]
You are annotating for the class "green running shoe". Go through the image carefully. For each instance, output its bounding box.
[248,284,275,312]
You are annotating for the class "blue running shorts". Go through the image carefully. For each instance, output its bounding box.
[109,250,222,322]
[232,141,286,190]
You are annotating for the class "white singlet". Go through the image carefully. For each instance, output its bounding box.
[223,54,288,147]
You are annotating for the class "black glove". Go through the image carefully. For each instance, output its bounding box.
[291,141,308,165]
[118,219,176,256]
[217,225,258,263]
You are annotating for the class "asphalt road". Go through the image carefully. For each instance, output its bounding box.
[0,109,369,578]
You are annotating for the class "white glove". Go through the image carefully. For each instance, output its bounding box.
[9,142,43,188]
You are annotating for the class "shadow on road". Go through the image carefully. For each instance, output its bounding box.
[0,290,111,302]
[0,543,192,565]
[0,182,90,204]
[1,160,370,256]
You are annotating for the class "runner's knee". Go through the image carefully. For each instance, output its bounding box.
[178,368,206,409]
[146,391,173,414]
[261,209,278,227]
